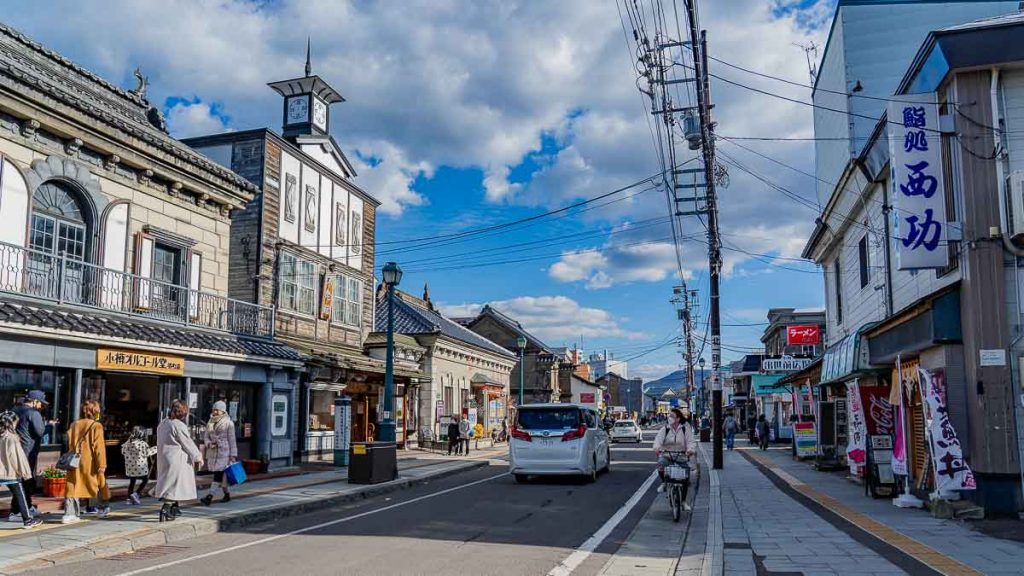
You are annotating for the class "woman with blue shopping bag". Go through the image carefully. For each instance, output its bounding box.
[200,401,237,506]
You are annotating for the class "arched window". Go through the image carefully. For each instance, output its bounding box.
[29,181,88,261]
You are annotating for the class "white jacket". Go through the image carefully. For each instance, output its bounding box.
[653,423,695,455]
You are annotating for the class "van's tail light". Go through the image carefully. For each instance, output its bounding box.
[511,426,532,442]
[562,424,587,442]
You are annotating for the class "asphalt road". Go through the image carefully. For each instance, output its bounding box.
[33,432,662,576]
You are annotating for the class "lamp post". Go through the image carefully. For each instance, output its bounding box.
[379,261,402,443]
[516,335,527,407]
[699,357,706,416]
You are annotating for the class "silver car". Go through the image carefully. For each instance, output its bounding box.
[609,419,642,443]
[509,404,611,483]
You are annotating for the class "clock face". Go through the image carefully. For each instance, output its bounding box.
[287,96,309,124]
[312,98,328,131]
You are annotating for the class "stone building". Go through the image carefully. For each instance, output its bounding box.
[183,54,419,458]
[0,23,302,472]
[457,304,559,405]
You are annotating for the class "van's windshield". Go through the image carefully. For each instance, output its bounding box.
[517,407,580,430]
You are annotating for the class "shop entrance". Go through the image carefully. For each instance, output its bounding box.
[88,373,170,476]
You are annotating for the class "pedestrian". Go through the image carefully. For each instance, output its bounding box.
[0,411,42,528]
[121,426,156,505]
[154,399,203,522]
[723,412,738,451]
[9,390,50,522]
[459,415,472,456]
[446,418,461,456]
[501,418,508,442]
[200,401,237,506]
[756,414,770,451]
[63,400,110,524]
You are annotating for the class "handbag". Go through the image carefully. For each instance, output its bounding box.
[56,421,96,471]
[224,461,247,486]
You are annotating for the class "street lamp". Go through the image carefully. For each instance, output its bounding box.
[516,335,527,407]
[379,261,403,443]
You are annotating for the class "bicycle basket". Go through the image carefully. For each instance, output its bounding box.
[666,464,689,481]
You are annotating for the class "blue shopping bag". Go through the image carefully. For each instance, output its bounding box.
[224,461,247,486]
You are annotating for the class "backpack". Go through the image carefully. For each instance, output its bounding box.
[724,417,737,432]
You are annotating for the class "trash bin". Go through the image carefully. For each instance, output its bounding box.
[348,442,397,484]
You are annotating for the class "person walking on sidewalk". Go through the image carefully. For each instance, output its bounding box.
[446,418,461,456]
[756,414,770,451]
[9,390,51,522]
[723,412,738,451]
[200,401,237,506]
[459,416,472,456]
[121,426,156,505]
[0,411,42,528]
[63,400,110,524]
[154,399,203,522]
[653,408,695,508]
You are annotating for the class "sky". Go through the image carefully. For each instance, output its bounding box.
[1,0,838,382]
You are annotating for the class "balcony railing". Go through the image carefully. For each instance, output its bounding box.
[0,241,274,339]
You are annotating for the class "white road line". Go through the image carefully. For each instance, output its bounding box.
[110,471,508,576]
[547,470,658,576]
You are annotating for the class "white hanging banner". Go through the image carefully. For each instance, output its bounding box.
[846,379,867,476]
[919,367,976,492]
[887,93,949,270]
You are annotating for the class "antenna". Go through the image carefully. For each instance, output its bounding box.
[792,41,818,86]
[304,37,312,77]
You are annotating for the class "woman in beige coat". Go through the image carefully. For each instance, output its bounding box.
[63,400,110,524]
[154,399,203,522]
[0,411,42,528]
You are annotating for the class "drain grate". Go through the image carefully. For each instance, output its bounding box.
[723,542,752,549]
[105,545,188,562]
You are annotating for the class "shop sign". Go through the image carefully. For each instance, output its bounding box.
[752,374,783,396]
[319,275,335,321]
[846,380,867,476]
[761,355,812,372]
[580,392,595,403]
[436,400,445,418]
[786,325,820,346]
[794,421,817,457]
[979,349,1006,367]
[887,93,951,270]
[97,348,184,376]
[920,368,975,491]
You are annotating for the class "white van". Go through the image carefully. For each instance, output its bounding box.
[509,403,611,483]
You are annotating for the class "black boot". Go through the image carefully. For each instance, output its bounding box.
[200,494,213,507]
[221,491,231,503]
[170,502,182,518]
[159,502,173,522]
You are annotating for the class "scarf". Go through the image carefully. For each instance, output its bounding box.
[207,413,228,434]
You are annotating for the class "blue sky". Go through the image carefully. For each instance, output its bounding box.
[1,0,836,380]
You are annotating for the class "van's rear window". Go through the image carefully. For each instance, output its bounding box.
[517,408,580,430]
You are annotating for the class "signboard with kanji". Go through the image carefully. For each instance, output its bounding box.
[887,93,949,270]
[97,348,185,376]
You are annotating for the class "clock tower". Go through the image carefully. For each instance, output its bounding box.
[268,39,344,140]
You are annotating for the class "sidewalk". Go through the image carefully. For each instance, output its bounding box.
[745,447,1024,576]
[0,447,506,575]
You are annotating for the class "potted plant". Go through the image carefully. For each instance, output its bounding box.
[242,458,262,476]
[258,453,270,474]
[42,466,66,497]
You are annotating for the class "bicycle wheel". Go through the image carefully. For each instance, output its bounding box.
[670,485,681,522]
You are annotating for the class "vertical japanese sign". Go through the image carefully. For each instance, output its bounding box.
[920,368,976,492]
[888,94,948,269]
[846,379,868,476]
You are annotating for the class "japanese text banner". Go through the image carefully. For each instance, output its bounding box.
[887,93,948,270]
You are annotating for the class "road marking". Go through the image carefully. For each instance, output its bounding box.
[108,471,508,576]
[547,470,658,576]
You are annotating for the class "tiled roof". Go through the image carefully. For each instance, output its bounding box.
[474,305,551,352]
[0,299,302,362]
[375,296,514,358]
[0,22,258,195]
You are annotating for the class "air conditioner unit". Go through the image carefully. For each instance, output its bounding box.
[1009,170,1024,240]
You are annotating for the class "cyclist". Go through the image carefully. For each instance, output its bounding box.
[653,408,696,502]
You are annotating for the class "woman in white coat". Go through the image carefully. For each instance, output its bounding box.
[200,400,237,506]
[154,399,203,522]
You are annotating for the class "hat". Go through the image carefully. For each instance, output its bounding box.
[26,390,48,405]
[212,401,227,412]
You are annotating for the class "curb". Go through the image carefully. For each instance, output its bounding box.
[740,450,978,576]
[0,460,489,576]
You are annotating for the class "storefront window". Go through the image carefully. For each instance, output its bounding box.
[190,380,257,459]
[0,366,69,444]
[309,389,339,431]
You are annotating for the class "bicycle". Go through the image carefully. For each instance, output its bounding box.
[660,450,691,522]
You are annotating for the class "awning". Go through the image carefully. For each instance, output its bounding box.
[820,324,876,385]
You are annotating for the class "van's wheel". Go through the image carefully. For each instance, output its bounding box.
[601,447,611,473]
[587,456,598,483]
[514,474,529,484]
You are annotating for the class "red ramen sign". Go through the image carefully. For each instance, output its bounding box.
[786,325,821,346]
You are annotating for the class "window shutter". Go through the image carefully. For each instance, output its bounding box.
[132,232,154,310]
[187,249,202,319]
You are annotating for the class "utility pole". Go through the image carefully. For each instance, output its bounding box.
[672,286,695,415]
[682,1,724,470]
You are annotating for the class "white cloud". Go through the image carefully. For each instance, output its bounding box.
[439,295,646,343]
[165,100,229,139]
